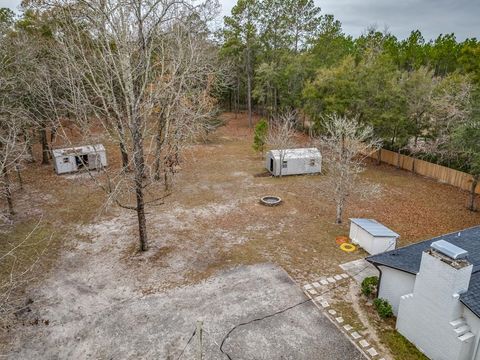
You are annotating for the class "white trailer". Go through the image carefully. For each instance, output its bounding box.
[349,218,399,255]
[52,144,107,175]
[265,148,321,176]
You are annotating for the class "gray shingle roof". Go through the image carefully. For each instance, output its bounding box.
[366,226,480,317]
[461,272,480,318]
[350,218,400,238]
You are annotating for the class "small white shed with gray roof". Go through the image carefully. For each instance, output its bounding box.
[349,218,399,255]
[52,144,107,175]
[265,148,321,176]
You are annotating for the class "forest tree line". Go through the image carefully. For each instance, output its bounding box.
[219,0,480,199]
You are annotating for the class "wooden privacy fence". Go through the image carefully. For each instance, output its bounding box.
[370,148,480,195]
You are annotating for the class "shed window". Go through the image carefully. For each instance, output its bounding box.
[309,159,316,166]
[282,160,288,168]
[63,157,70,163]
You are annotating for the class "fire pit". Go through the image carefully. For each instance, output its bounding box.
[260,196,282,206]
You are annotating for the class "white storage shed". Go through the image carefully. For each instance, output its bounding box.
[265,148,321,176]
[349,218,399,255]
[52,144,107,175]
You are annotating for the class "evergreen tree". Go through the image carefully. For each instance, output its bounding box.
[252,118,268,155]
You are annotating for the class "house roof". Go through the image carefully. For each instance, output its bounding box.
[366,225,480,317]
[52,144,105,158]
[350,218,400,238]
[268,148,321,160]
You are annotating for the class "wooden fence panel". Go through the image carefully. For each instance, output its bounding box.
[371,149,479,194]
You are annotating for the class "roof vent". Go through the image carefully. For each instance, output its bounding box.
[431,240,468,260]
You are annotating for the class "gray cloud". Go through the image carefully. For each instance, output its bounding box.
[0,0,21,12]
[220,0,479,41]
[319,0,479,40]
[2,0,478,41]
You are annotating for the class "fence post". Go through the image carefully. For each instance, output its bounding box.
[196,321,203,360]
[376,148,382,165]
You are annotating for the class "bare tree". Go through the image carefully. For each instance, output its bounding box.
[317,114,381,224]
[5,10,69,167]
[41,0,223,251]
[267,111,297,177]
[0,115,26,217]
[150,15,224,187]
[0,40,28,218]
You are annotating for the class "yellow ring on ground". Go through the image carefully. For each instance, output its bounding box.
[340,243,356,252]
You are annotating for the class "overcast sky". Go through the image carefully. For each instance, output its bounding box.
[219,0,479,41]
[2,0,479,41]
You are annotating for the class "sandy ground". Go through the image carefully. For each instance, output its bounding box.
[1,112,480,358]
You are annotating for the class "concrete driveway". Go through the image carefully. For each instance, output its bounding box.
[7,264,364,359]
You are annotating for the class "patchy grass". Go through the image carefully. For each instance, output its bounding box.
[361,303,428,360]
[381,330,429,360]
[0,220,60,330]
[0,220,59,281]
[333,301,366,332]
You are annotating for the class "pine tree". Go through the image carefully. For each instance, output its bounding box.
[253,119,268,156]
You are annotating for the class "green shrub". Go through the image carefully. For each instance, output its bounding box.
[361,276,379,298]
[253,119,268,155]
[374,298,393,319]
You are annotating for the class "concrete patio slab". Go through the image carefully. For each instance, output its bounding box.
[340,259,379,283]
[7,264,364,360]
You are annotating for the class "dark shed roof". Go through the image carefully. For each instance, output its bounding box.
[366,226,480,317]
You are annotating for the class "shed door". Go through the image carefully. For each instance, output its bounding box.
[88,153,101,170]
[270,158,274,172]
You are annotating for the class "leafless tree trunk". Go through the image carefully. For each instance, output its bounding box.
[132,125,148,250]
[153,117,165,182]
[0,123,26,218]
[247,62,253,128]
[267,111,297,177]
[119,142,129,170]
[2,166,14,216]
[114,120,129,169]
[316,114,381,224]
[15,162,23,190]
[39,128,49,165]
[335,196,344,225]
[23,129,35,163]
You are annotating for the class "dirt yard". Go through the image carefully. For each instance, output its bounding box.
[1,112,479,358]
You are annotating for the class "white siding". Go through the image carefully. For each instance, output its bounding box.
[54,155,77,174]
[265,150,321,176]
[350,224,397,255]
[371,236,397,254]
[397,252,475,360]
[350,224,371,246]
[377,266,415,315]
[464,308,480,360]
